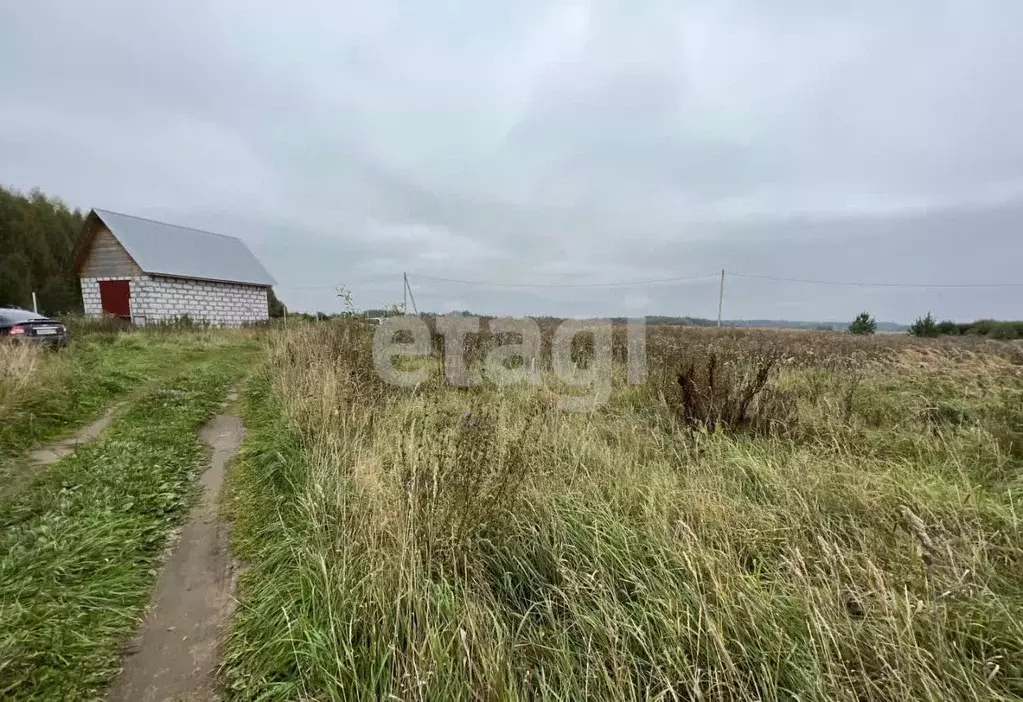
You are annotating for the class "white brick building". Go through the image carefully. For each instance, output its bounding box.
[72,209,276,327]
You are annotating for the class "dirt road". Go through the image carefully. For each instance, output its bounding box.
[107,408,245,702]
[0,404,123,502]
[26,404,121,465]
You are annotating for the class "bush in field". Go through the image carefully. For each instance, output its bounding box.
[897,317,1023,339]
[909,311,938,337]
[848,311,876,335]
[969,319,1023,340]
[670,351,793,434]
[989,323,1022,340]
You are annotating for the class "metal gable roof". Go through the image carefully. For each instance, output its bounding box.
[89,209,276,287]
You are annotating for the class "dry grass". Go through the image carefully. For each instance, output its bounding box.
[0,343,45,418]
[225,321,1023,701]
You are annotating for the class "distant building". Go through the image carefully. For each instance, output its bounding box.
[72,209,275,326]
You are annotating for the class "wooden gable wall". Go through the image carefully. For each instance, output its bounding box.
[79,224,142,278]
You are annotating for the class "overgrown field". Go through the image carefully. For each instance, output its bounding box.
[224,321,1023,701]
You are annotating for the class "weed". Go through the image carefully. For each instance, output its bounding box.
[398,396,538,570]
[667,349,794,435]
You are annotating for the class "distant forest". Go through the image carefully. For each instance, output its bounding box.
[0,186,85,315]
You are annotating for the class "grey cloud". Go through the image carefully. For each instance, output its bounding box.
[2,0,1022,322]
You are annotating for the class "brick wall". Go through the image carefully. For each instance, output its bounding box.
[81,277,102,316]
[80,276,144,317]
[80,275,269,327]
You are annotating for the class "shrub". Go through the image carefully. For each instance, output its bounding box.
[848,311,876,335]
[984,321,1022,340]
[909,312,938,337]
[669,351,793,434]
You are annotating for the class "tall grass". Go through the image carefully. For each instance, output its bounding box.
[225,323,1023,700]
[0,343,43,419]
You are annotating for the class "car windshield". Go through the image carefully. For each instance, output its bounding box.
[0,308,48,324]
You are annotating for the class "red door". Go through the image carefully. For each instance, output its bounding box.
[99,280,131,318]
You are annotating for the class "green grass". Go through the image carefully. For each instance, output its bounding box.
[0,330,256,493]
[0,341,256,700]
[223,324,1023,701]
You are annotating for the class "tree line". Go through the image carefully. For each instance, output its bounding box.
[849,311,1023,339]
[0,186,85,315]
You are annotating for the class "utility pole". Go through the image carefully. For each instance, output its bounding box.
[717,269,725,327]
[398,274,415,317]
[403,272,408,314]
[406,278,419,316]
[32,292,38,314]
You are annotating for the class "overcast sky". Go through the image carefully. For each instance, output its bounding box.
[2,1,1022,322]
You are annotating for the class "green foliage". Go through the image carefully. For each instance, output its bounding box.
[965,319,1023,340]
[909,311,939,337]
[0,186,85,315]
[267,288,287,318]
[907,315,1023,339]
[990,323,1022,340]
[59,313,133,340]
[848,311,877,335]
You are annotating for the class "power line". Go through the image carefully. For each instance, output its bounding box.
[274,285,341,290]
[279,272,1023,293]
[275,279,393,291]
[728,273,1023,289]
[407,272,720,289]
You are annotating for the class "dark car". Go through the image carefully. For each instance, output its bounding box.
[0,307,69,348]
